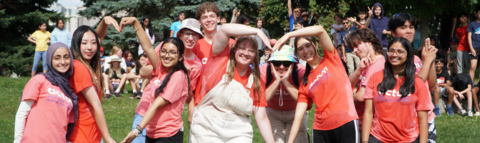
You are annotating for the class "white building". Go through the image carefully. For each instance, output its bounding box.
[48,3,101,35]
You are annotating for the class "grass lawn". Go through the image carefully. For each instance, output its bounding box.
[1,77,480,142]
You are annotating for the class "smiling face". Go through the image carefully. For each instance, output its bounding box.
[127,53,133,61]
[220,18,227,24]
[179,29,200,49]
[80,30,98,62]
[179,13,185,21]
[392,20,415,43]
[39,23,47,31]
[435,61,444,71]
[296,38,317,62]
[199,11,219,33]
[111,61,120,69]
[342,20,350,29]
[387,42,407,67]
[160,43,182,71]
[271,61,293,77]
[234,41,257,67]
[52,48,71,74]
[294,23,303,30]
[294,8,301,18]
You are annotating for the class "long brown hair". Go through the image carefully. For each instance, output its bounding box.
[225,36,261,106]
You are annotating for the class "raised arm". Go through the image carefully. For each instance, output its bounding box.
[287,0,293,18]
[120,17,159,70]
[418,38,437,91]
[213,24,271,56]
[365,6,373,29]
[274,25,334,55]
[96,16,121,44]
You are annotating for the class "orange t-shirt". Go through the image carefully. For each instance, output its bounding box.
[456,25,470,52]
[193,38,236,66]
[364,71,431,142]
[297,49,358,130]
[146,71,189,138]
[260,63,306,111]
[68,60,102,143]
[195,43,268,107]
[20,75,74,143]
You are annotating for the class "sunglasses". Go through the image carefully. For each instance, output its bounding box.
[271,61,293,67]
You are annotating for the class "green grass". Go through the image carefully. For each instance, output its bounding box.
[1,77,480,142]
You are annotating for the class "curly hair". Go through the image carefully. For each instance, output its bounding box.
[195,2,220,20]
[346,28,383,54]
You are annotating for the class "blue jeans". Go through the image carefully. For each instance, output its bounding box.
[32,51,48,71]
[131,113,147,143]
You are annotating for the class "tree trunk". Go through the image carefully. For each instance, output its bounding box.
[419,17,429,47]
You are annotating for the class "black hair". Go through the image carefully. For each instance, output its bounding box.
[155,37,190,96]
[435,58,445,64]
[56,19,65,30]
[71,25,103,91]
[388,13,416,35]
[429,35,440,51]
[220,16,227,20]
[293,36,318,86]
[178,11,185,18]
[237,14,250,25]
[38,21,46,29]
[476,7,480,13]
[141,17,155,38]
[358,8,366,13]
[342,17,348,21]
[334,13,343,19]
[459,12,469,18]
[378,37,416,99]
[135,54,147,76]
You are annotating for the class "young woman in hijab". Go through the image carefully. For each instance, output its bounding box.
[14,43,78,143]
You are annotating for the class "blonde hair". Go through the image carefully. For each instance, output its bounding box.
[110,46,122,56]
[225,36,261,106]
[108,61,122,78]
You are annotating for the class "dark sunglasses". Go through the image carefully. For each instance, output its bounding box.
[271,61,293,67]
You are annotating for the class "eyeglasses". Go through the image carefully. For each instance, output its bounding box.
[237,47,256,55]
[386,49,406,56]
[182,32,199,39]
[160,50,178,57]
[342,22,349,24]
[271,61,293,67]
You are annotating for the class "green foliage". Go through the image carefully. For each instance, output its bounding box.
[0,0,67,76]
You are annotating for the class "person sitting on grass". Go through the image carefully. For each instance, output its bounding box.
[104,55,127,98]
[127,54,147,99]
[469,78,480,116]
[446,74,473,116]
[433,58,451,116]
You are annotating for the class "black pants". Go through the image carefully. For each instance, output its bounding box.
[313,120,359,143]
[145,131,183,143]
[368,135,419,143]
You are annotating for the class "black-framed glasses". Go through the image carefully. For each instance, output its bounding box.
[271,61,293,67]
[160,50,178,57]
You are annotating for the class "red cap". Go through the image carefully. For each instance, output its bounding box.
[100,46,104,52]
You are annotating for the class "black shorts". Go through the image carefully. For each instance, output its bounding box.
[145,131,183,143]
[368,135,419,143]
[313,120,359,143]
[469,48,480,60]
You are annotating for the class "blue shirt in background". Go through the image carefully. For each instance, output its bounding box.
[340,25,357,53]
[170,21,182,37]
[467,21,480,49]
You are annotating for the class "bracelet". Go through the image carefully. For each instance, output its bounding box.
[134,26,142,32]
[131,129,139,137]
[136,125,143,132]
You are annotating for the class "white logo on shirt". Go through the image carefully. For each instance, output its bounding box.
[48,88,72,103]
[309,67,329,90]
[380,89,411,98]
[202,58,208,65]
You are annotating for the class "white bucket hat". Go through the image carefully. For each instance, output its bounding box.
[176,18,204,38]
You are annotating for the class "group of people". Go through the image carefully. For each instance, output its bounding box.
[14,1,480,143]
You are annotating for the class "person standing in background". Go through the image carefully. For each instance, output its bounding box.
[170,11,185,37]
[138,17,155,56]
[50,19,71,48]
[28,21,50,77]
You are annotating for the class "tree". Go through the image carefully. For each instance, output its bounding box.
[0,0,65,76]
[79,0,260,56]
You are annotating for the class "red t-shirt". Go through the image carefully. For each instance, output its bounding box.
[193,38,236,66]
[260,63,306,111]
[68,60,102,143]
[195,43,268,107]
[20,75,74,143]
[364,71,431,142]
[456,25,470,52]
[355,56,385,129]
[297,49,358,130]
[146,71,189,138]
